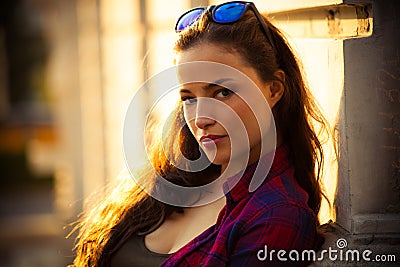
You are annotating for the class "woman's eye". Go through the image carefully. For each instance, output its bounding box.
[181,97,197,105]
[216,88,233,98]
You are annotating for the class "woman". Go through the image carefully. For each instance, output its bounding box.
[71,1,327,266]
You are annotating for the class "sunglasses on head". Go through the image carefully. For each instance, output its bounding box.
[175,1,276,52]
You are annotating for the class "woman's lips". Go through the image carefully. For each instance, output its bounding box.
[199,135,228,147]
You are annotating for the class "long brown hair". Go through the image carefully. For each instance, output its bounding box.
[71,9,327,267]
[70,104,219,266]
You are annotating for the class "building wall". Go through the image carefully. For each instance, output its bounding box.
[336,0,400,235]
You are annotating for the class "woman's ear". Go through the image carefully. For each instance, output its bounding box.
[267,70,285,108]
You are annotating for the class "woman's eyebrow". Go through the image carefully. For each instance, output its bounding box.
[179,78,233,93]
[179,88,192,94]
[203,78,233,90]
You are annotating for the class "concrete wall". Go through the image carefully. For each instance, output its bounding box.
[336,0,400,236]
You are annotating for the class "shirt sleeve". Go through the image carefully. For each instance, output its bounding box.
[229,203,322,267]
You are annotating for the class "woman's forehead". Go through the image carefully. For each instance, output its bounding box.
[175,60,256,86]
[175,44,255,78]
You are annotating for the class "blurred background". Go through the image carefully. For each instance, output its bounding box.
[2,0,398,266]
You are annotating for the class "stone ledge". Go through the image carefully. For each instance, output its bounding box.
[311,222,400,266]
[352,213,400,235]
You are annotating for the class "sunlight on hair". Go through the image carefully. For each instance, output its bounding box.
[149,90,180,132]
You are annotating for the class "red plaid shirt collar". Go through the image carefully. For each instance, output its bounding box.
[223,144,291,204]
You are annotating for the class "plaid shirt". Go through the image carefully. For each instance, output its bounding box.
[161,145,324,267]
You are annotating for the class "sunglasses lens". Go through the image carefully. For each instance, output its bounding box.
[213,3,247,23]
[176,8,205,31]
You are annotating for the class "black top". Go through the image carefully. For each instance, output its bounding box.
[111,234,171,267]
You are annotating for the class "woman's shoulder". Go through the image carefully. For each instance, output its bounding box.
[246,145,310,208]
[250,166,310,208]
[236,166,316,230]
[232,173,321,250]
[228,188,322,260]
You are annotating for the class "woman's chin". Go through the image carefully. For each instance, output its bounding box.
[208,155,229,166]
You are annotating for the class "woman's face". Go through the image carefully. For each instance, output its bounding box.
[176,43,282,172]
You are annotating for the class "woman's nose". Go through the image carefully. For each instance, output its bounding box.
[195,116,215,129]
[194,98,216,129]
